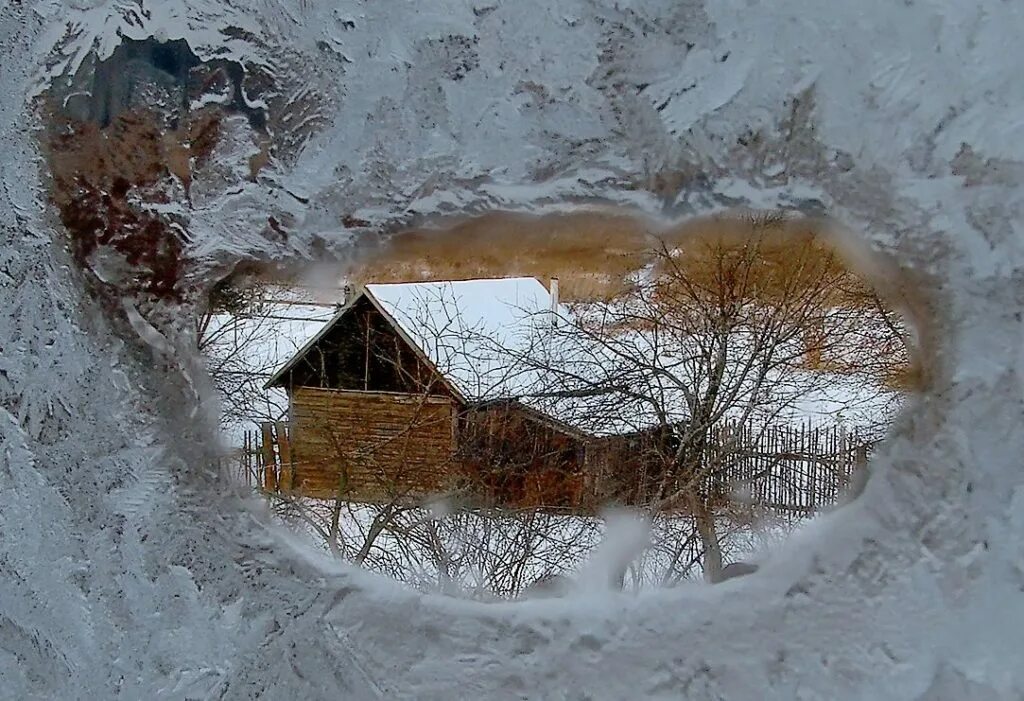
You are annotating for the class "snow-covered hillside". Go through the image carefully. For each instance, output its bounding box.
[2,0,1024,698]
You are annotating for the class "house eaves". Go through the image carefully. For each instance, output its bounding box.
[263,288,468,404]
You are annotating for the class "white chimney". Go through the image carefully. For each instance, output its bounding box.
[550,277,560,327]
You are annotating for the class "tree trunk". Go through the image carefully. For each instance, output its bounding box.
[692,498,722,583]
[354,503,396,564]
[327,465,350,557]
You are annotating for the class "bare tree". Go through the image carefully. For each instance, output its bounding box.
[486,226,910,581]
[256,291,597,597]
[199,278,289,435]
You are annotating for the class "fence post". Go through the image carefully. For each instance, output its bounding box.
[261,422,278,491]
[276,421,293,491]
[808,424,817,511]
[855,443,868,472]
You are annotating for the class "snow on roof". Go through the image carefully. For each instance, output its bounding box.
[258,276,668,436]
[365,278,690,436]
[205,301,339,379]
[365,277,558,399]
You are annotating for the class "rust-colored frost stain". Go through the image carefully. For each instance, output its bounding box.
[42,37,269,312]
[60,174,184,302]
[46,111,214,304]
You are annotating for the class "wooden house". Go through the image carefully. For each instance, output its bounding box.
[255,276,875,515]
[263,277,611,508]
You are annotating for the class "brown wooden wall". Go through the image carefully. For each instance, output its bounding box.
[287,387,458,500]
[456,403,587,509]
[585,430,679,506]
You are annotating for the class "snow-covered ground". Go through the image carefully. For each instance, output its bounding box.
[3,0,1024,698]
[270,497,790,598]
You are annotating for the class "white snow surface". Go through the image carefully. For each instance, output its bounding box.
[207,302,338,379]
[367,277,559,400]
[1,0,1024,699]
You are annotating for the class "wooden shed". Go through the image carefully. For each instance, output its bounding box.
[263,278,594,507]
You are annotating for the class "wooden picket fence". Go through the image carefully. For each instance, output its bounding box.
[238,422,292,492]
[703,420,872,514]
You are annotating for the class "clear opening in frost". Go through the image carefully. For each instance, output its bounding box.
[200,210,921,597]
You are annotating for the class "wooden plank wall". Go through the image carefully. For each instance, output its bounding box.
[288,387,458,500]
[457,403,586,509]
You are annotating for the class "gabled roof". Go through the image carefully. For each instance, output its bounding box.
[264,276,689,437]
[262,297,360,390]
[255,277,898,441]
[264,277,562,399]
